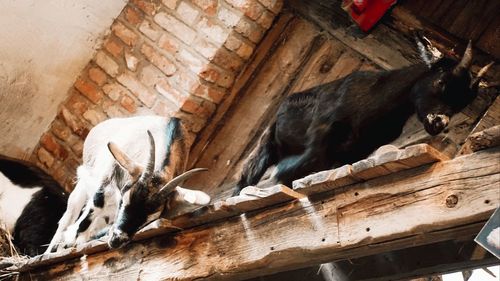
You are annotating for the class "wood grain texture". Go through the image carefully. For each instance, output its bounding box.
[16,148,500,280]
[293,144,449,195]
[460,125,500,154]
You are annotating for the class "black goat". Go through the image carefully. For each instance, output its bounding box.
[235,40,490,195]
[0,156,67,256]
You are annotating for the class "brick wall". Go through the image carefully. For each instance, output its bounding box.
[30,0,283,192]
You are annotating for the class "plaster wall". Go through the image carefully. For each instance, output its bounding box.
[0,0,127,159]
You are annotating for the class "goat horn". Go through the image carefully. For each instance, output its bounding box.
[470,61,494,89]
[158,168,208,196]
[141,130,156,180]
[453,40,473,76]
[108,142,142,180]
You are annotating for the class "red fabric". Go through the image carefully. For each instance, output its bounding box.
[343,0,397,32]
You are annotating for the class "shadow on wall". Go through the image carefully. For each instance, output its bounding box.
[0,64,39,159]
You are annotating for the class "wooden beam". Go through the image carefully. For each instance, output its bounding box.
[293,144,449,196]
[15,148,500,280]
[461,125,500,154]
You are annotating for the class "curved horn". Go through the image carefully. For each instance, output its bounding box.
[108,142,142,180]
[470,61,494,89]
[453,40,473,76]
[158,168,208,197]
[141,130,156,181]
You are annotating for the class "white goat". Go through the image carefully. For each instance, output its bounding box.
[46,115,210,252]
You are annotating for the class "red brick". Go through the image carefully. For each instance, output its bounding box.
[131,0,159,16]
[244,1,265,20]
[37,147,54,168]
[74,78,103,104]
[199,65,220,83]
[104,38,124,58]
[212,47,244,71]
[176,49,206,74]
[125,6,143,25]
[83,109,107,126]
[51,120,72,142]
[112,22,138,46]
[41,133,69,160]
[154,12,196,44]
[256,10,274,29]
[177,2,200,25]
[152,98,177,116]
[155,79,189,105]
[125,52,140,72]
[158,34,180,53]
[162,0,178,9]
[180,96,216,118]
[95,51,120,77]
[236,41,254,60]
[139,20,161,41]
[193,37,218,60]
[196,17,229,45]
[217,71,235,88]
[65,92,90,115]
[140,64,165,87]
[173,111,207,133]
[141,44,177,76]
[225,0,248,11]
[224,33,242,51]
[248,27,264,43]
[88,67,107,86]
[192,83,226,104]
[193,0,218,16]
[59,107,90,139]
[103,83,130,101]
[71,140,84,158]
[120,95,137,113]
[171,70,198,93]
[102,99,127,118]
[117,73,157,107]
[258,0,283,14]
[218,6,241,28]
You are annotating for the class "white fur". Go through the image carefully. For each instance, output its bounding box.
[0,172,41,232]
[47,116,211,253]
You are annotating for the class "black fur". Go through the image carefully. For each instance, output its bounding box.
[161,117,182,168]
[235,58,477,194]
[77,209,93,234]
[93,188,105,208]
[0,156,67,256]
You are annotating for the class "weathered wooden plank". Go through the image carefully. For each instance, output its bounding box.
[186,18,324,194]
[460,125,500,154]
[318,240,497,281]
[293,144,449,195]
[225,185,305,212]
[477,16,500,59]
[17,148,500,280]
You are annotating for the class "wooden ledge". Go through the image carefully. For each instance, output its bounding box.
[6,147,499,280]
[293,144,449,195]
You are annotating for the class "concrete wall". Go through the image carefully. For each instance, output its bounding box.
[0,0,127,159]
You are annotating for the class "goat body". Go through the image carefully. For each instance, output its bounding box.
[236,41,486,194]
[0,157,67,256]
[47,116,210,253]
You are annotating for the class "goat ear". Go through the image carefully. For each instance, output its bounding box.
[107,142,142,181]
[158,168,208,200]
[414,32,443,68]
